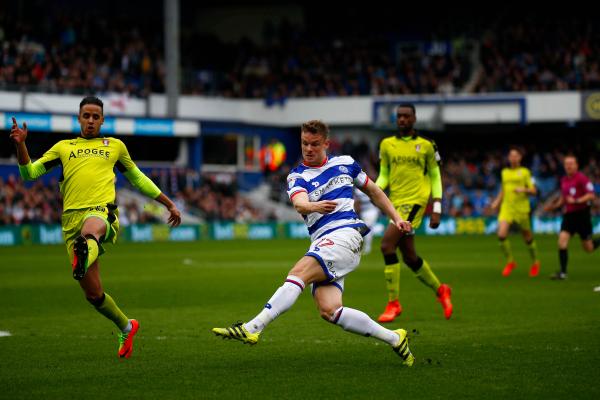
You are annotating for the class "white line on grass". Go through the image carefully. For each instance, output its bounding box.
[0,331,12,337]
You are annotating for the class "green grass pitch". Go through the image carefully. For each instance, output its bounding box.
[1,235,599,399]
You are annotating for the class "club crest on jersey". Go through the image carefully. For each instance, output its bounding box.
[311,181,320,188]
[569,187,576,195]
[288,179,296,189]
[338,165,349,173]
[415,144,421,152]
[102,139,110,146]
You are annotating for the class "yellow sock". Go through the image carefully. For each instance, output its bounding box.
[527,240,538,262]
[499,239,514,263]
[415,259,441,293]
[384,263,400,302]
[94,293,129,331]
[86,237,99,268]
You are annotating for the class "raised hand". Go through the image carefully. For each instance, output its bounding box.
[9,117,28,144]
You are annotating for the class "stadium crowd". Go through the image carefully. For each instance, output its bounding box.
[0,11,165,97]
[0,174,62,225]
[475,20,600,92]
[2,12,599,98]
[0,169,265,225]
[3,144,598,226]
[146,168,266,223]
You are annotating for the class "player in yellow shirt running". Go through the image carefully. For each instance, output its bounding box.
[376,104,453,322]
[490,148,540,277]
[10,96,182,358]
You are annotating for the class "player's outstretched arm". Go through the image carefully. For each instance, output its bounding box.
[543,194,563,212]
[291,191,337,215]
[117,140,181,226]
[10,117,57,181]
[154,192,182,227]
[360,179,411,233]
[490,189,504,211]
[10,117,31,164]
[121,167,181,227]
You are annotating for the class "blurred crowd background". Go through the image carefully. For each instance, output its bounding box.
[1,4,599,226]
[2,9,599,99]
[3,139,598,226]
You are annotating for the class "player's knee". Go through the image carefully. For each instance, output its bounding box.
[319,304,342,322]
[404,256,423,272]
[380,239,396,255]
[80,230,101,243]
[498,235,507,241]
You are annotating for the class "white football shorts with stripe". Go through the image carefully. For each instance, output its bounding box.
[305,227,363,292]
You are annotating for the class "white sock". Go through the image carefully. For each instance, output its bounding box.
[332,307,399,346]
[244,275,305,334]
[122,320,132,333]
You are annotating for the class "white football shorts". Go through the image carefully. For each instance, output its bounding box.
[304,227,364,294]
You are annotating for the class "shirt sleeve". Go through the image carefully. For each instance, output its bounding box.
[426,140,441,171]
[115,139,137,173]
[525,169,535,188]
[582,175,595,193]
[18,142,62,181]
[375,140,389,189]
[428,165,443,199]
[349,158,369,188]
[116,140,161,199]
[287,173,308,200]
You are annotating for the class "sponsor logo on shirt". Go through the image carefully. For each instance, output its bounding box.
[390,155,421,166]
[68,148,111,160]
[310,176,352,198]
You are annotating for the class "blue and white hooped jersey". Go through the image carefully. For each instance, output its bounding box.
[287,155,371,241]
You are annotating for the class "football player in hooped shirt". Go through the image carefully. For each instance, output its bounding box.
[544,155,600,280]
[213,120,416,366]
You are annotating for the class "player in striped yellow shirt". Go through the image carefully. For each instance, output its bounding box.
[10,96,182,358]
[490,148,540,277]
